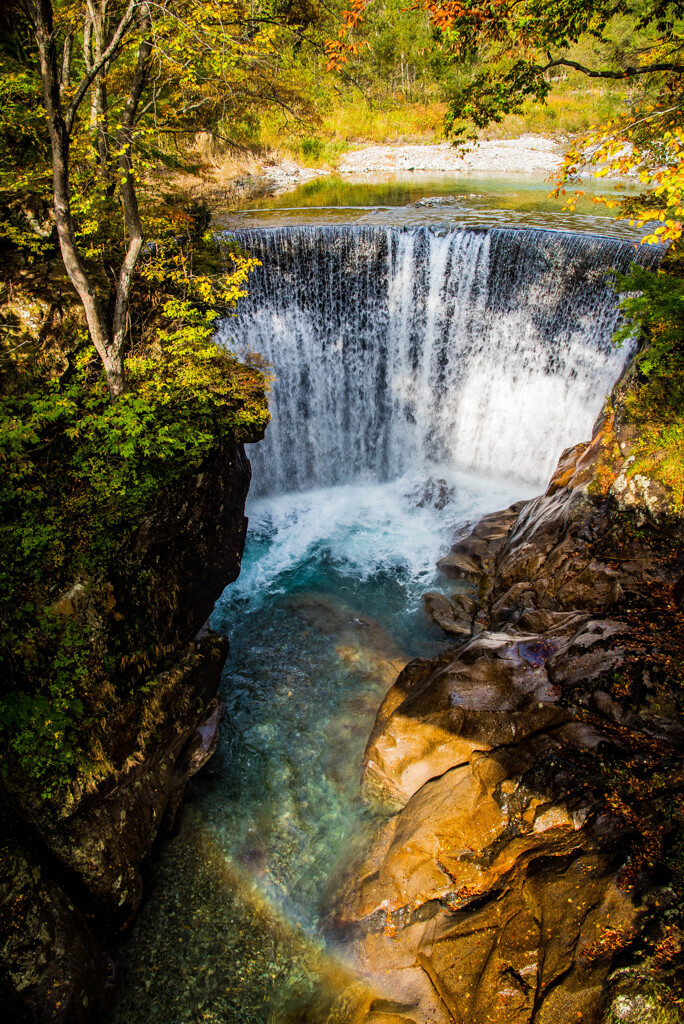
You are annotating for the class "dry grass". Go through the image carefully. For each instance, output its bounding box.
[317,99,447,146]
[170,148,267,199]
[483,82,629,140]
[254,99,447,167]
[153,83,630,202]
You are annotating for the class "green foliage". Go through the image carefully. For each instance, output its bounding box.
[0,52,53,258]
[282,0,650,153]
[615,265,684,370]
[0,347,269,795]
[0,618,89,798]
[614,262,684,507]
[420,0,673,141]
[250,0,469,153]
[0,0,293,797]
[346,0,460,101]
[0,222,269,797]
[299,136,324,160]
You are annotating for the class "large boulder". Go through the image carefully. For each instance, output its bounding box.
[0,441,255,1020]
[339,398,684,1024]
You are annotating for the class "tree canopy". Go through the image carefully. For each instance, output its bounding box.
[328,0,684,243]
[2,0,318,396]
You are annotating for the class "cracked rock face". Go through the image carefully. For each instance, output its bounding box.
[336,408,684,1024]
[341,627,640,1024]
[0,442,254,1022]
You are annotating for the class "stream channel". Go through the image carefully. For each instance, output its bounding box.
[108,172,658,1024]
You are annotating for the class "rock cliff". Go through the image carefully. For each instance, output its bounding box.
[0,441,255,1022]
[339,389,684,1023]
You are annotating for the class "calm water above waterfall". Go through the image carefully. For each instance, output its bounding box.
[217,172,646,238]
[108,222,659,1023]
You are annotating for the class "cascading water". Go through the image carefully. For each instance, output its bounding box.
[220,225,658,495]
[109,221,660,1024]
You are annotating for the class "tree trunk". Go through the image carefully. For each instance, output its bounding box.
[86,2,110,173]
[34,0,124,398]
[112,8,152,358]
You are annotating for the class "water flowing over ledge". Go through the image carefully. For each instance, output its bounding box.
[220,225,659,495]
[106,224,671,1024]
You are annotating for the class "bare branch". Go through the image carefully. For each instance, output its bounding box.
[540,57,684,80]
[60,30,72,99]
[65,0,140,135]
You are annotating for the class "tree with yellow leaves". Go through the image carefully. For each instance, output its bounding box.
[328,0,684,245]
[4,0,308,396]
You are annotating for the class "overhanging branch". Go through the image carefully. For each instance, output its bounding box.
[540,57,684,79]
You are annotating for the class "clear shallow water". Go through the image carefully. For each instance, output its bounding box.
[107,470,530,1024]
[216,171,649,239]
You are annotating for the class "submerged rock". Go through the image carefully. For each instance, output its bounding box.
[413,196,464,208]
[410,477,455,510]
[287,593,408,688]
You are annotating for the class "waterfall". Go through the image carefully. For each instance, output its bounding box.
[219,225,659,496]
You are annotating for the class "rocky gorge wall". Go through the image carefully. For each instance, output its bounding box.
[0,440,256,1023]
[338,381,684,1024]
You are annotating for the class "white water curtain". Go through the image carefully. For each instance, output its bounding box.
[219,226,657,495]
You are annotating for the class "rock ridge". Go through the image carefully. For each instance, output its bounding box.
[339,398,684,1023]
[0,440,255,1022]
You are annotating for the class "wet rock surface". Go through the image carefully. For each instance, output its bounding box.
[0,826,114,1024]
[339,401,684,1023]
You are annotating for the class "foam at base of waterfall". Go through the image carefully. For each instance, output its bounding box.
[216,469,531,620]
[220,225,659,496]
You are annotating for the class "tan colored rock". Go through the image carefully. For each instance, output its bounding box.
[491,582,537,625]
[362,637,568,806]
[347,391,684,1024]
[353,755,512,919]
[555,558,624,610]
[49,582,86,617]
[545,441,589,495]
[348,745,639,1024]
[436,550,482,582]
[515,608,587,634]
[411,850,638,1024]
[422,592,473,638]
